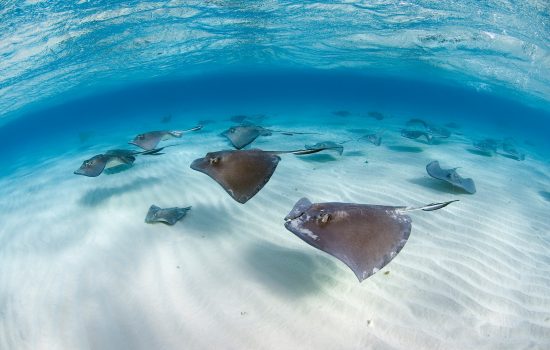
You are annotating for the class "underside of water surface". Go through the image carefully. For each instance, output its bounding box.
[1,1,549,350]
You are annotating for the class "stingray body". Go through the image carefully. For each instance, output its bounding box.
[145,205,191,225]
[426,160,476,194]
[190,148,327,203]
[130,125,202,150]
[401,129,433,143]
[221,125,273,149]
[305,141,344,155]
[284,197,457,282]
[359,131,384,146]
[367,111,384,120]
[74,152,136,177]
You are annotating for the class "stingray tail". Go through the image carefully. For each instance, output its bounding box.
[403,200,459,212]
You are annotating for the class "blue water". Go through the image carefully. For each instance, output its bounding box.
[1,1,550,349]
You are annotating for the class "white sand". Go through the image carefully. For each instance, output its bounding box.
[1,116,549,350]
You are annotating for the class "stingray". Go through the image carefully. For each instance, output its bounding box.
[284,197,458,282]
[305,141,344,155]
[160,114,172,124]
[222,124,319,149]
[426,124,451,138]
[145,205,191,225]
[401,129,433,143]
[359,130,385,146]
[74,147,168,177]
[130,125,202,150]
[499,139,525,161]
[367,111,384,120]
[190,147,328,203]
[406,118,428,128]
[333,110,352,117]
[426,160,476,194]
[221,125,273,149]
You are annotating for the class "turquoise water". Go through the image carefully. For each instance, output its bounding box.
[1,2,550,349]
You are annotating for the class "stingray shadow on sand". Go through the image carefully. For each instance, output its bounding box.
[243,243,339,298]
[79,176,162,207]
[408,176,473,194]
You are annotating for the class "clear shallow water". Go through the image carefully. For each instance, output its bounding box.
[1,2,550,350]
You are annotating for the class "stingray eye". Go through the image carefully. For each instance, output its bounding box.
[138,134,144,140]
[209,156,220,165]
[229,128,235,133]
[317,213,331,224]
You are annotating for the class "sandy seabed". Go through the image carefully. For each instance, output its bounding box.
[1,113,549,350]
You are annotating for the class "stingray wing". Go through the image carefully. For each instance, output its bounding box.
[285,201,412,281]
[130,131,164,150]
[191,150,281,203]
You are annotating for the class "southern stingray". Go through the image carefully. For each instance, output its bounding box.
[145,205,191,225]
[221,124,319,149]
[426,160,476,194]
[130,125,202,150]
[190,147,328,203]
[284,197,458,282]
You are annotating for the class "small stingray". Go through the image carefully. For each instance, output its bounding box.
[426,160,476,194]
[74,147,170,177]
[222,124,319,149]
[401,129,433,143]
[190,148,328,203]
[426,124,451,138]
[499,139,525,161]
[358,130,384,146]
[367,111,384,120]
[74,153,136,177]
[160,114,172,124]
[130,125,202,150]
[145,205,191,225]
[284,197,458,282]
[305,141,344,155]
[473,138,498,155]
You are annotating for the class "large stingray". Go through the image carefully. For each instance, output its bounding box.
[130,125,202,150]
[145,205,191,225]
[221,124,319,149]
[284,197,458,282]
[74,147,167,177]
[426,160,476,194]
[190,148,328,203]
